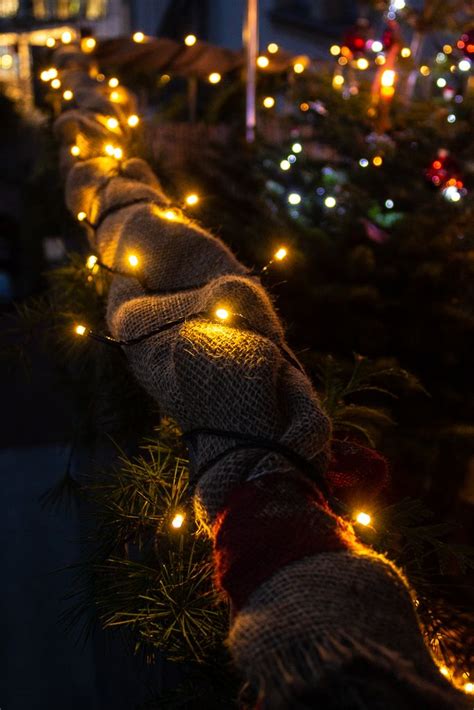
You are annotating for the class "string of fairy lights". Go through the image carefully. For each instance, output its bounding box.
[43,23,472,693]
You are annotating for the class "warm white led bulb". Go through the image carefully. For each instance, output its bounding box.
[356,512,371,526]
[171,513,185,528]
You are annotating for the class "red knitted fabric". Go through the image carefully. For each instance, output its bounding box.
[327,439,390,503]
[213,472,355,611]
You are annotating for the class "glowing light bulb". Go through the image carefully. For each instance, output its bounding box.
[293,62,305,74]
[70,145,80,157]
[215,307,230,321]
[338,56,348,66]
[400,47,411,58]
[300,102,310,111]
[133,32,145,43]
[110,91,120,102]
[46,37,55,48]
[75,324,86,336]
[163,209,178,221]
[280,160,291,171]
[447,114,456,123]
[359,158,369,167]
[108,77,119,88]
[333,74,344,88]
[440,666,449,677]
[106,117,119,129]
[81,37,96,52]
[263,96,275,108]
[61,31,72,44]
[356,512,371,526]
[324,196,336,208]
[437,77,447,87]
[49,68,58,79]
[464,683,474,694]
[375,54,386,66]
[392,0,405,8]
[356,57,369,70]
[208,72,221,84]
[96,73,105,82]
[443,44,452,54]
[381,69,395,87]
[420,65,430,76]
[330,44,341,56]
[292,142,302,154]
[86,255,98,269]
[171,513,185,529]
[185,193,199,206]
[371,41,383,53]
[267,43,279,54]
[288,193,301,205]
[274,247,287,261]
[63,89,73,101]
[51,78,61,89]
[184,34,197,46]
[127,114,139,127]
[128,254,139,267]
[436,52,446,64]
[40,70,50,81]
[385,199,394,209]
[113,147,123,160]
[257,55,270,68]
[458,59,471,72]
[373,156,383,167]
[77,211,87,222]
[104,144,115,156]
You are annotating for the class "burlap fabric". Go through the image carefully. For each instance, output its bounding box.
[54,48,468,708]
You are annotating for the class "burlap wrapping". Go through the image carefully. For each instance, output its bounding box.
[54,49,468,708]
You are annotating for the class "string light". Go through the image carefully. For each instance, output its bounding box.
[436,77,447,88]
[355,511,371,526]
[215,307,230,321]
[300,102,309,111]
[375,54,386,66]
[104,143,115,156]
[373,156,383,167]
[61,31,72,44]
[288,193,301,205]
[359,158,369,167]
[185,193,199,206]
[324,196,336,208]
[63,89,73,101]
[127,114,139,127]
[385,199,394,209]
[51,78,61,89]
[86,255,98,270]
[420,65,430,76]
[171,513,185,528]
[75,324,86,336]
[330,44,341,56]
[458,59,471,72]
[436,53,446,64]
[356,58,369,70]
[440,666,450,677]
[464,683,474,694]
[133,32,145,43]
[292,143,302,154]
[96,73,105,82]
[163,209,178,221]
[443,44,452,54]
[113,147,123,160]
[184,34,197,46]
[40,69,51,81]
[110,91,120,102]
[447,114,456,123]
[106,117,119,130]
[333,75,344,88]
[257,55,269,68]
[1,54,13,70]
[392,0,405,8]
[81,37,96,53]
[371,41,383,53]
[400,47,411,58]
[70,145,80,157]
[46,37,55,48]
[293,62,305,74]
[267,43,279,54]
[274,247,287,261]
[263,96,275,108]
[108,77,119,88]
[77,211,87,222]
[280,160,291,171]
[338,56,348,66]
[127,254,139,268]
[208,72,221,84]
